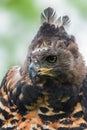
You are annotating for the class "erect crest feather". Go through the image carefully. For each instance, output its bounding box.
[41,7,57,25]
[41,7,70,29]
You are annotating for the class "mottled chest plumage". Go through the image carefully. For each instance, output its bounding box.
[1,77,87,130]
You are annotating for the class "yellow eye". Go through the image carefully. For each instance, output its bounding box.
[46,55,57,63]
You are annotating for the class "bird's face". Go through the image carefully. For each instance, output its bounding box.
[23,7,86,86]
[28,37,79,83]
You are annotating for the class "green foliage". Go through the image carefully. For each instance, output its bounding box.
[0,0,39,20]
[67,0,87,19]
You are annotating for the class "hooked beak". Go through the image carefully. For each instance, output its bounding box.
[29,62,53,79]
[38,68,53,75]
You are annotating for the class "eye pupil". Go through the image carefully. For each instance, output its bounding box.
[46,56,57,63]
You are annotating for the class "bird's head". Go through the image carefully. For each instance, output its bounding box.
[28,38,75,80]
[28,37,86,84]
[23,7,86,84]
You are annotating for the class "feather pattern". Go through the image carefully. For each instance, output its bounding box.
[62,15,71,28]
[41,7,57,25]
[41,7,70,29]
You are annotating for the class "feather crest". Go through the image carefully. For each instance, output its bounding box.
[62,16,71,28]
[41,7,57,25]
[41,7,70,29]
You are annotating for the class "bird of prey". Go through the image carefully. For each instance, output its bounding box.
[0,7,87,130]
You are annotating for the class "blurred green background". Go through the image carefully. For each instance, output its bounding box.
[0,0,87,82]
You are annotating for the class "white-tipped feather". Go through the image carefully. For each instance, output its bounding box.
[41,7,70,29]
[41,7,57,25]
[62,16,71,28]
